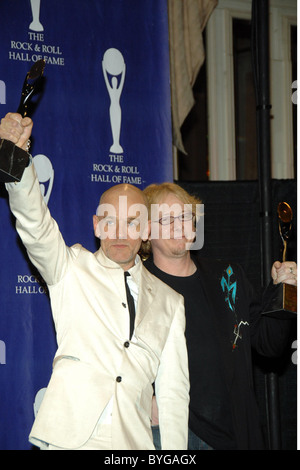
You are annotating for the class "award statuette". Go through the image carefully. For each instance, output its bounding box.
[0,59,45,183]
[263,202,297,318]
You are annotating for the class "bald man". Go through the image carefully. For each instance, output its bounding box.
[0,113,189,450]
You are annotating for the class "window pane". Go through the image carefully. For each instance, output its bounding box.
[177,58,209,181]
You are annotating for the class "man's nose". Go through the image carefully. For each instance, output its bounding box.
[117,221,128,239]
[172,216,184,238]
[173,216,183,230]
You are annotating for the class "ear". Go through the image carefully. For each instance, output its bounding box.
[93,215,101,238]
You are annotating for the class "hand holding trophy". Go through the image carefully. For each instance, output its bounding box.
[263,202,297,318]
[277,202,297,315]
[0,59,45,183]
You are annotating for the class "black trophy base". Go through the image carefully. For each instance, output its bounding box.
[0,138,29,183]
[263,283,297,319]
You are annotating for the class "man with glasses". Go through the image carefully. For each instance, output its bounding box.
[142,182,297,450]
[0,113,189,450]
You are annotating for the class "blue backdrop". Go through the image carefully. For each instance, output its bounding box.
[0,0,172,449]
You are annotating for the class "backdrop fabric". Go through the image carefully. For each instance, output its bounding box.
[0,0,172,450]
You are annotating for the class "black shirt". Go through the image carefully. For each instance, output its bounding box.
[144,258,236,450]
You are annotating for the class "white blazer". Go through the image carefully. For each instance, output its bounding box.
[6,164,189,450]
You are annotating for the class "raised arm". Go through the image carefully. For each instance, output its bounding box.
[0,112,69,286]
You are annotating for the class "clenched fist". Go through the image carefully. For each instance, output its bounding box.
[0,112,33,151]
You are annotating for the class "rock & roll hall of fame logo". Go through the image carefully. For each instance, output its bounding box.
[102,48,126,154]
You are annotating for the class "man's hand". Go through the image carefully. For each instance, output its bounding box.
[0,113,33,151]
[271,261,297,286]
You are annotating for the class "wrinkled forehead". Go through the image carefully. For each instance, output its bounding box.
[150,194,187,217]
[97,189,148,219]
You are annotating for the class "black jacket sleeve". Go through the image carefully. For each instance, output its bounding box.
[248,277,292,357]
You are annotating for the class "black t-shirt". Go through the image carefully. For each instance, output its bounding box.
[144,258,236,450]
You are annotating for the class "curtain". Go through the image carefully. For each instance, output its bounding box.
[168,0,218,153]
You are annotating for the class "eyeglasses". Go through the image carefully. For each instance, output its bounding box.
[155,212,195,225]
